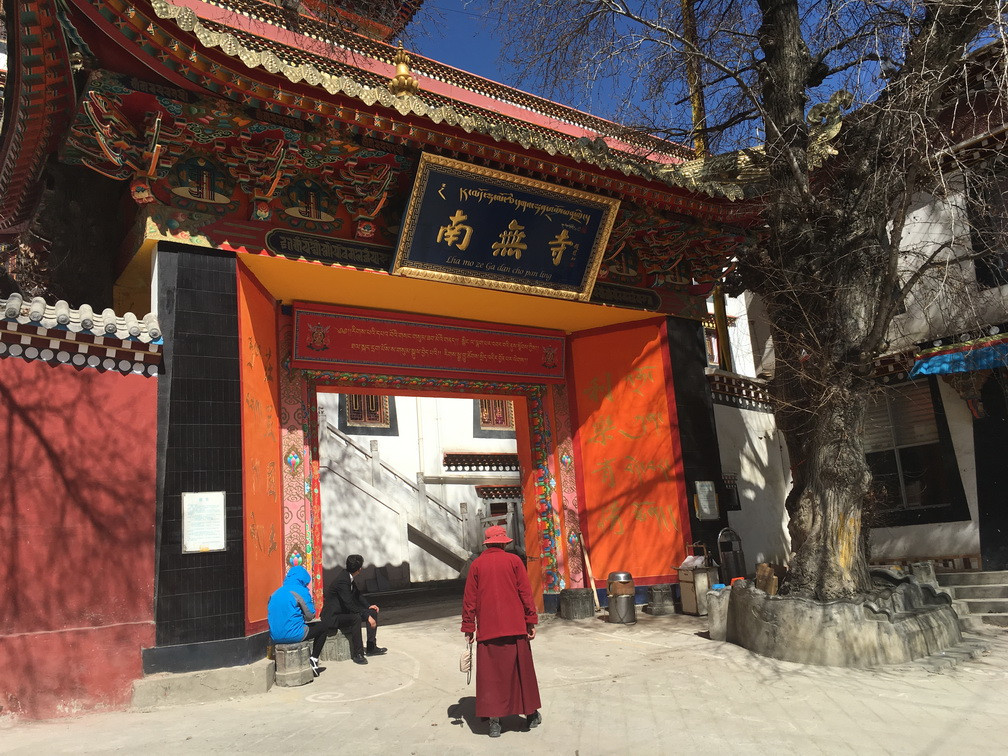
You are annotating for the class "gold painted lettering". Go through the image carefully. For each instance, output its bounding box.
[437,209,474,251]
[491,219,527,260]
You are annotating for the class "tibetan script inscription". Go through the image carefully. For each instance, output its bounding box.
[266,229,392,269]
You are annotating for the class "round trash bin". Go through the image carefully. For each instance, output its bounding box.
[607,571,636,624]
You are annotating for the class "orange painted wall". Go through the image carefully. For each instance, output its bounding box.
[569,322,688,585]
[237,262,285,630]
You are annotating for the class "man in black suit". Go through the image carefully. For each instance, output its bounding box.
[322,554,387,665]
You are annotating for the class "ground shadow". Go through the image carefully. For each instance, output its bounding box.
[447,697,531,736]
[381,600,462,626]
[447,696,478,733]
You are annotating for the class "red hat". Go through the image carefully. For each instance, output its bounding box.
[483,525,513,545]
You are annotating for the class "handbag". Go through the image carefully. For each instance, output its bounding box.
[460,639,473,685]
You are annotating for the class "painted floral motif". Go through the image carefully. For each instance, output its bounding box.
[284,446,303,476]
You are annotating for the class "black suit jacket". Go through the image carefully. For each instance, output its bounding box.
[322,568,370,624]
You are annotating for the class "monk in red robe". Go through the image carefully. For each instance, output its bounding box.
[461,525,542,738]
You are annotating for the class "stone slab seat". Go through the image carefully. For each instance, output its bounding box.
[722,570,963,667]
[319,628,353,662]
[558,588,596,620]
[644,583,677,616]
[273,640,314,686]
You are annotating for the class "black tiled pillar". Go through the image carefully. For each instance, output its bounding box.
[664,316,730,555]
[154,242,245,646]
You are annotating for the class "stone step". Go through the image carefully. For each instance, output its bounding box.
[132,659,274,710]
[948,599,1008,633]
[960,613,1008,631]
[961,599,1008,615]
[948,584,1008,599]
[938,570,1008,586]
[907,637,990,673]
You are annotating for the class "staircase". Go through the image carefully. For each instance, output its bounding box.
[319,422,471,586]
[938,570,1008,631]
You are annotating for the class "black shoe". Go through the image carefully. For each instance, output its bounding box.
[527,710,542,729]
[352,653,368,665]
[488,718,501,738]
[309,657,322,677]
[365,645,387,656]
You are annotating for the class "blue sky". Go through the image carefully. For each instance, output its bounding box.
[403,1,628,125]
[405,1,516,89]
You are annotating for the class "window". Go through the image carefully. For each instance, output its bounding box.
[702,312,737,368]
[337,393,399,436]
[472,399,516,438]
[703,325,720,367]
[478,399,514,431]
[864,380,968,526]
[967,163,1008,289]
[488,501,510,517]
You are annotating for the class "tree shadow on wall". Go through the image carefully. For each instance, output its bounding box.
[0,360,158,717]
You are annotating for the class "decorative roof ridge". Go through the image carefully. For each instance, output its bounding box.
[148,0,750,197]
[196,21,674,170]
[0,293,162,344]
[409,55,691,161]
[189,0,693,160]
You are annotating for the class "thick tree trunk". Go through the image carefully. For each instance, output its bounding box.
[753,0,879,601]
[775,369,874,599]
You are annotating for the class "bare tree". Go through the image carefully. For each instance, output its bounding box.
[491,0,1007,600]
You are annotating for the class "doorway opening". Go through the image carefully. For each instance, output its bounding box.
[316,391,525,593]
[304,370,564,609]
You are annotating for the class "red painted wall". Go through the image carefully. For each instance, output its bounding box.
[0,358,156,719]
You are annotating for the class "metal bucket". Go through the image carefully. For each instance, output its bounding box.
[607,571,636,624]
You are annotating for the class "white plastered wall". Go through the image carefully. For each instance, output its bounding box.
[714,403,792,569]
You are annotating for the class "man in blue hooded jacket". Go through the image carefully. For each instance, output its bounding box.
[267,565,328,676]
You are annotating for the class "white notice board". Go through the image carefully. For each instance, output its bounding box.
[694,480,719,520]
[182,491,227,553]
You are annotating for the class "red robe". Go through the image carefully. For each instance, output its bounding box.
[461,547,541,717]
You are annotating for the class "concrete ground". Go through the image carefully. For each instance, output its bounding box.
[2,605,1007,755]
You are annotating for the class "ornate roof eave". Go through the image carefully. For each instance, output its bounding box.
[0,0,77,240]
[146,0,751,201]
[159,0,694,164]
[328,0,425,43]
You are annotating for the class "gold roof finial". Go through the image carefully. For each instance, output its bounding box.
[387,41,420,97]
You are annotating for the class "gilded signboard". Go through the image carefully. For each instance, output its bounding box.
[392,153,620,301]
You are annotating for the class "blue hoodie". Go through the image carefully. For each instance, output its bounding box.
[267,565,317,643]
